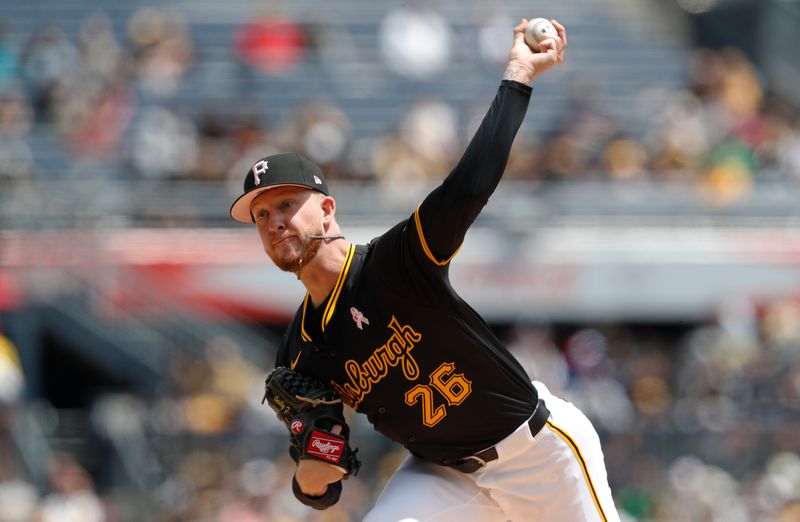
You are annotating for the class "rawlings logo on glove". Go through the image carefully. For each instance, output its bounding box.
[290,419,304,433]
[263,366,360,478]
[307,431,345,462]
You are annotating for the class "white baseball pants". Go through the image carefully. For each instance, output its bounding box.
[363,381,621,522]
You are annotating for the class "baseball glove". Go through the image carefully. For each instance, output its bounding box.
[263,366,360,477]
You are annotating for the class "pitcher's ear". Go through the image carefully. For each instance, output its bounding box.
[321,195,336,221]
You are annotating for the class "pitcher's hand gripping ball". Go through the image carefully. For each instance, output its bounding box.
[524,18,559,51]
[263,366,360,477]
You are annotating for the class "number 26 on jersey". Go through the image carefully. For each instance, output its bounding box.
[404,362,472,427]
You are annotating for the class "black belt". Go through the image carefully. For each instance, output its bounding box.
[447,399,550,474]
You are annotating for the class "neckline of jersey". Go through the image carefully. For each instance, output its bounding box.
[300,242,356,342]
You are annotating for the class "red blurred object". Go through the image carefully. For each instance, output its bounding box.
[0,270,24,311]
[732,114,768,150]
[234,16,307,74]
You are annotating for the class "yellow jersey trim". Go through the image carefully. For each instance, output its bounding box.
[290,351,302,370]
[322,243,355,332]
[413,206,461,266]
[300,293,312,342]
[545,420,609,522]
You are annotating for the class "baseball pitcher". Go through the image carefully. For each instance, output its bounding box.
[230,19,620,522]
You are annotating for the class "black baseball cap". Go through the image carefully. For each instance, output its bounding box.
[229,152,329,223]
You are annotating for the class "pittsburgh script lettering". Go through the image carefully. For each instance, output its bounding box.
[334,316,422,408]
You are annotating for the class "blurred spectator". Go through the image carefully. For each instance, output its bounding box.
[663,456,750,522]
[400,100,459,173]
[58,77,136,160]
[643,88,707,177]
[78,12,125,84]
[278,99,353,179]
[539,85,619,180]
[130,105,198,178]
[204,336,260,416]
[562,328,639,433]
[0,83,33,177]
[761,298,800,348]
[679,48,766,204]
[229,114,269,162]
[759,453,800,520]
[19,25,80,122]
[539,128,591,180]
[371,131,429,203]
[372,99,459,203]
[234,9,307,75]
[717,48,763,122]
[602,136,649,181]
[127,8,193,97]
[758,96,800,181]
[502,135,541,181]
[190,111,235,182]
[379,3,452,80]
[216,459,274,522]
[37,453,106,522]
[698,135,755,205]
[505,323,569,394]
[51,12,136,160]
[0,477,38,522]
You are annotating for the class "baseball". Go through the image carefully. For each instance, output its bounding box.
[524,18,559,52]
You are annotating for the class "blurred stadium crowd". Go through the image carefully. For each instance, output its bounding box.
[1,0,800,521]
[3,304,800,521]
[0,2,798,203]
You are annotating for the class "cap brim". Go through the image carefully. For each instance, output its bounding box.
[229,184,317,223]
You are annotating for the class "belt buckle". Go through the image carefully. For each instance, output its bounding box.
[465,454,487,468]
[459,454,487,473]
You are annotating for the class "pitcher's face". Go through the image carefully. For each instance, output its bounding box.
[250,186,325,273]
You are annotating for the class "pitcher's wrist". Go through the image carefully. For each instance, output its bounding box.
[503,61,535,84]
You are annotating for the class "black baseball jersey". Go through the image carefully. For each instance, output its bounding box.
[275,80,537,465]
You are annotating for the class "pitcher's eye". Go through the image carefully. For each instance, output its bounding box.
[255,209,268,220]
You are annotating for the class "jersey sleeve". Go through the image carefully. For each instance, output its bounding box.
[412,80,532,266]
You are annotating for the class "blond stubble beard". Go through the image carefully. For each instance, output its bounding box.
[271,229,323,275]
